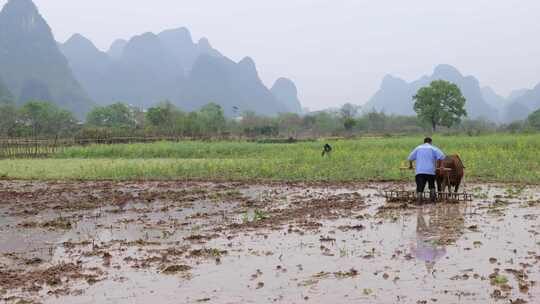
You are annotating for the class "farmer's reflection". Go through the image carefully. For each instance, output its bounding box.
[410,205,464,276]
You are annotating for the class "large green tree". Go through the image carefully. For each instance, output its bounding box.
[340,103,359,132]
[198,103,226,136]
[19,101,77,137]
[86,103,138,128]
[146,102,176,127]
[146,101,187,135]
[413,80,467,131]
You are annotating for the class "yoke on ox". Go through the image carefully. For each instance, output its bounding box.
[385,155,472,203]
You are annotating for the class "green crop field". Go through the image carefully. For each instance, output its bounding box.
[0,134,539,182]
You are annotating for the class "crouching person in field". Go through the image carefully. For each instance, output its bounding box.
[322,144,332,157]
[408,137,446,203]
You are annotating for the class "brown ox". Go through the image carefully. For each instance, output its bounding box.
[436,155,465,193]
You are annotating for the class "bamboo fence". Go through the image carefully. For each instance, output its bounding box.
[0,136,187,159]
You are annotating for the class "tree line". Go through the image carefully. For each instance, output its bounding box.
[0,80,539,139]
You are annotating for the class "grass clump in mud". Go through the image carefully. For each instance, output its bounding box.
[242,209,270,223]
[0,134,539,182]
[162,265,192,274]
[334,268,359,278]
[210,190,244,202]
[19,217,72,230]
[42,218,72,229]
[491,274,509,285]
[188,248,227,259]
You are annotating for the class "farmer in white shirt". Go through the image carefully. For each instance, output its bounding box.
[408,137,446,203]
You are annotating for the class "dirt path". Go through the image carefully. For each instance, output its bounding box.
[0,181,538,303]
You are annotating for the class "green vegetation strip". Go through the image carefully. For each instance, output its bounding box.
[0,135,539,182]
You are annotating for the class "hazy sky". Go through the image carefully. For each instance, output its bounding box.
[2,0,539,110]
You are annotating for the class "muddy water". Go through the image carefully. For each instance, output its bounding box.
[0,181,538,304]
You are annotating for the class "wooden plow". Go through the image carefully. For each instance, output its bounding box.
[384,190,473,203]
[388,163,472,203]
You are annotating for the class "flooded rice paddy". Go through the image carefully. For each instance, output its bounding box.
[0,180,539,304]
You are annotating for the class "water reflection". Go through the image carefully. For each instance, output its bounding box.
[411,204,465,276]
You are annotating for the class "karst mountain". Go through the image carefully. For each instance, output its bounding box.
[0,0,303,117]
[0,0,92,116]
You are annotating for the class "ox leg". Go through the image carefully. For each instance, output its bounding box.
[454,180,461,193]
[445,176,451,194]
[441,177,451,201]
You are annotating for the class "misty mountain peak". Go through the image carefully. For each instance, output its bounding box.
[433,64,462,79]
[273,78,298,94]
[0,0,92,116]
[120,31,184,79]
[271,78,302,113]
[197,37,222,59]
[131,32,159,43]
[60,33,108,66]
[157,27,205,69]
[159,27,193,45]
[108,39,127,59]
[64,33,99,52]
[0,0,49,35]
[3,0,38,16]
[124,32,165,58]
[65,33,88,44]
[464,75,480,87]
[238,56,256,72]
[381,74,407,88]
[198,37,212,50]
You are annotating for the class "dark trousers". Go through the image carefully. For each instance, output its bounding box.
[416,174,436,193]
